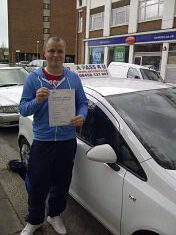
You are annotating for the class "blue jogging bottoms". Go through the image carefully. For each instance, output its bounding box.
[25,138,77,225]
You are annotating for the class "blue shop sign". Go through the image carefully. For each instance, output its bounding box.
[92,47,103,64]
[88,31,176,46]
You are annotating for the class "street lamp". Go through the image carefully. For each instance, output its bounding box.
[36,41,39,59]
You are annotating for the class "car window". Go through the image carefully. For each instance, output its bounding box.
[0,68,27,86]
[127,67,140,79]
[77,100,147,180]
[106,87,176,170]
[35,60,41,67]
[29,61,35,66]
[140,68,162,81]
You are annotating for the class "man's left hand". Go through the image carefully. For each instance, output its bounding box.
[69,115,83,127]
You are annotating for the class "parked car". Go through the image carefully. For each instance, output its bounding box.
[25,59,47,72]
[0,66,28,127]
[143,64,158,71]
[18,77,176,235]
[108,62,163,82]
[16,61,30,68]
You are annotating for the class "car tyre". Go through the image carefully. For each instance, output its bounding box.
[20,138,30,169]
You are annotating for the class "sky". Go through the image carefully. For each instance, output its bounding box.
[0,0,8,48]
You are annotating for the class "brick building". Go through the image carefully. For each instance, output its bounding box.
[8,0,76,63]
[76,0,176,81]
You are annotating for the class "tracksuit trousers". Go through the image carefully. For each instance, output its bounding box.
[25,138,77,225]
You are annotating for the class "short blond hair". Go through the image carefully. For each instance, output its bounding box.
[43,35,66,50]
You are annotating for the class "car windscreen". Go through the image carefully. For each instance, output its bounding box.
[140,68,162,82]
[0,68,28,86]
[106,87,176,170]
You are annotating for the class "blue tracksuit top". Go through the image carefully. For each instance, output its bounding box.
[19,66,88,141]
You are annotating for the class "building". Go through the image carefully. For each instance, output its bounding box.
[8,0,76,63]
[0,47,9,62]
[76,0,176,81]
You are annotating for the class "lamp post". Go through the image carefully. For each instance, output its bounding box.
[36,41,39,59]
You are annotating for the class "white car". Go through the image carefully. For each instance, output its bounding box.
[108,62,163,82]
[25,59,47,72]
[0,66,28,127]
[18,78,176,235]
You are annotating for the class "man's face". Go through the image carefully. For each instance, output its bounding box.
[44,39,65,68]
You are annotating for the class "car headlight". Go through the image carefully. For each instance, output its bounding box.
[0,105,19,113]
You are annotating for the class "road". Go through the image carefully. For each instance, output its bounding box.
[0,127,112,235]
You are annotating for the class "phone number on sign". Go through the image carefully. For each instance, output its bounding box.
[79,72,109,78]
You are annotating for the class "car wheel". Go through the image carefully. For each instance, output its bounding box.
[20,138,30,168]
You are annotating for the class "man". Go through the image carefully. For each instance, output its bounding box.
[19,36,88,235]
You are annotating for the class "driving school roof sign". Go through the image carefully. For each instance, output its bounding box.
[88,31,176,46]
[76,64,109,78]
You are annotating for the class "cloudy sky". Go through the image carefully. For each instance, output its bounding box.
[0,0,8,48]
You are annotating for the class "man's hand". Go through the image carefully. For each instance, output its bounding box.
[69,115,83,127]
[36,87,50,104]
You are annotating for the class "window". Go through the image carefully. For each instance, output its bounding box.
[112,5,130,26]
[77,100,147,180]
[108,46,129,65]
[43,3,50,10]
[127,68,140,79]
[139,0,164,21]
[89,47,104,64]
[43,16,50,22]
[78,12,82,33]
[106,88,176,170]
[43,28,50,34]
[140,68,162,81]
[90,12,104,30]
[168,43,176,64]
[79,0,82,7]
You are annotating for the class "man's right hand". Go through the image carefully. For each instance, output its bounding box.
[36,87,50,104]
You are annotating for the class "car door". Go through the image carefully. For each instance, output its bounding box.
[70,94,126,235]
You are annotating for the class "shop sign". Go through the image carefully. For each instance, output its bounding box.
[126,36,135,44]
[76,64,109,78]
[88,31,176,47]
[113,46,125,62]
[92,48,103,64]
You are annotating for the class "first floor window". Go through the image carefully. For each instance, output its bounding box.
[139,0,164,21]
[78,12,82,33]
[112,5,130,26]
[79,0,82,7]
[90,12,104,30]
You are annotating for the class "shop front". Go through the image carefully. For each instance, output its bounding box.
[87,30,176,81]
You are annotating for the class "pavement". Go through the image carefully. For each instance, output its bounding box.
[0,133,59,235]
[0,135,24,235]
[0,132,112,235]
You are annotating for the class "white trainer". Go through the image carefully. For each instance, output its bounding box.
[47,216,66,234]
[20,222,42,235]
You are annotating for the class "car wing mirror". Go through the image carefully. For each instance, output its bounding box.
[86,144,117,163]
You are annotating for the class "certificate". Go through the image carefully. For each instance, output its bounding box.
[48,89,75,126]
